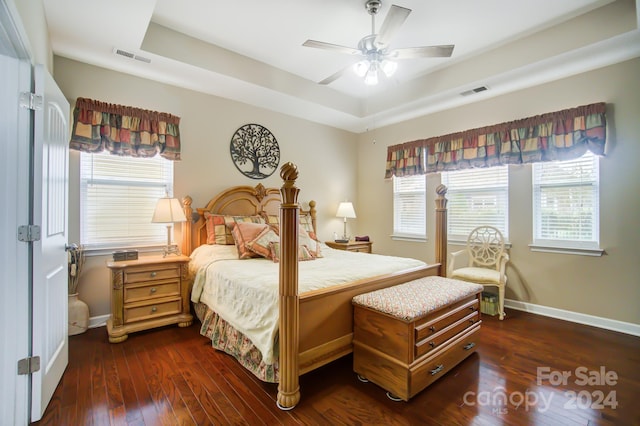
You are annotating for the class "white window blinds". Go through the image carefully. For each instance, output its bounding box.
[441,166,509,240]
[533,151,599,249]
[80,152,174,249]
[393,175,426,239]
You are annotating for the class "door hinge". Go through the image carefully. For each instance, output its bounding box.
[19,92,43,110]
[18,225,41,242]
[17,356,40,375]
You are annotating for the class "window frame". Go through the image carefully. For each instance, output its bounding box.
[531,151,602,256]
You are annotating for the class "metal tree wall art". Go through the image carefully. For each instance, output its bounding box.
[230,123,280,179]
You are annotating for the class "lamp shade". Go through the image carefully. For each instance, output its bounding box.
[336,202,357,219]
[151,197,187,223]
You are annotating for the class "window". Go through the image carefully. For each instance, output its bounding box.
[532,151,599,251]
[441,166,509,241]
[80,152,174,249]
[392,175,426,240]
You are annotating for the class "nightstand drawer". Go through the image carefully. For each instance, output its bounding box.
[124,279,180,304]
[124,297,181,323]
[124,265,180,284]
[349,244,371,253]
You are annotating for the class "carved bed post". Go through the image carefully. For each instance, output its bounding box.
[277,163,301,410]
[435,184,448,277]
[181,196,193,256]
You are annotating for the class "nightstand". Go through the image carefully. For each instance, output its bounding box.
[106,255,192,343]
[325,240,373,253]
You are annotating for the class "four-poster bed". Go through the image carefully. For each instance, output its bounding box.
[181,163,450,409]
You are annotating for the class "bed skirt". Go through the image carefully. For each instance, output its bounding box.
[193,302,279,383]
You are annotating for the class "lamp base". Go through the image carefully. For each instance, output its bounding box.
[162,244,181,257]
[334,239,349,243]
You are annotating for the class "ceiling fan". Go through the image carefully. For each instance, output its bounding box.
[303,0,454,85]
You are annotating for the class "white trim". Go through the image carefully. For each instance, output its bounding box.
[504,298,640,337]
[390,235,428,243]
[528,244,604,257]
[88,314,110,329]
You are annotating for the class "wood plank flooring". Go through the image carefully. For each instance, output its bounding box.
[33,309,640,425]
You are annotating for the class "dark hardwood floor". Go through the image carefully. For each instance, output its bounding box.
[33,309,640,425]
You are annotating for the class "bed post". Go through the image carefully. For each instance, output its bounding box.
[277,162,301,410]
[434,184,448,277]
[182,196,193,256]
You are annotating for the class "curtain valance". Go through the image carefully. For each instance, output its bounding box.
[69,97,182,161]
[385,102,606,178]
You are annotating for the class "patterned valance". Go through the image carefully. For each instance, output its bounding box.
[69,97,181,160]
[385,102,606,177]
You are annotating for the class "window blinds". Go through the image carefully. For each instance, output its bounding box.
[393,175,426,238]
[533,152,599,248]
[80,152,174,248]
[442,166,509,240]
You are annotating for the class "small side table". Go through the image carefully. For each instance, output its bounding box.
[106,254,192,343]
[325,240,373,253]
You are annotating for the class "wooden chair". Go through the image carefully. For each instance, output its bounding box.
[448,226,509,320]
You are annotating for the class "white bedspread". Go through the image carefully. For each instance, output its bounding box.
[189,243,426,364]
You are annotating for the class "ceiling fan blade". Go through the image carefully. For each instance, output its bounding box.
[319,67,348,85]
[303,40,362,56]
[389,45,455,59]
[375,5,411,48]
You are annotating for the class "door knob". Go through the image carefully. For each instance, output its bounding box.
[65,243,79,252]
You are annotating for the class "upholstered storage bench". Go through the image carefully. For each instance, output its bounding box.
[352,276,483,401]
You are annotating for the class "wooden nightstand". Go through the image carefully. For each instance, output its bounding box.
[325,240,373,253]
[106,255,192,343]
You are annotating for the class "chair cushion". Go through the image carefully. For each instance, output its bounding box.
[451,267,501,284]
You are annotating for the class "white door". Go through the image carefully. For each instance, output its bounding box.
[0,38,32,426]
[30,64,70,421]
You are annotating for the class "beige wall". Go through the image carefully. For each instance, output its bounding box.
[54,56,358,318]
[357,58,640,325]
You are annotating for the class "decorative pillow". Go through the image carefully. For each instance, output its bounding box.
[260,212,314,234]
[269,242,315,263]
[204,212,265,245]
[231,222,270,259]
[246,226,280,259]
[300,227,323,258]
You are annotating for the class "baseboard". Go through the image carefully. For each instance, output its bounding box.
[89,314,109,329]
[504,299,640,337]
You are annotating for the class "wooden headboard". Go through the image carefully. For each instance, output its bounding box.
[181,183,316,256]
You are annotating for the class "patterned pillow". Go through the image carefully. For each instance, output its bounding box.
[260,213,314,233]
[204,212,265,244]
[231,222,269,259]
[268,242,315,263]
[246,226,280,259]
[300,227,322,258]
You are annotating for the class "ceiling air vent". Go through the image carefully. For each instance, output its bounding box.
[112,48,151,64]
[460,86,488,96]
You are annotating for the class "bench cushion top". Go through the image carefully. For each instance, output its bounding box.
[352,276,483,322]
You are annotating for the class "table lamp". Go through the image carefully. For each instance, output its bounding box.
[152,194,187,257]
[335,201,356,243]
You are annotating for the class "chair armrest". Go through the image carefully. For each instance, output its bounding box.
[498,252,509,282]
[448,249,466,277]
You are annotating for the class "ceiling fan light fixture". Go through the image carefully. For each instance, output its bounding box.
[380,59,397,77]
[364,63,379,85]
[353,60,370,77]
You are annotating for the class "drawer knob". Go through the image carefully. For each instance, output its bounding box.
[430,364,444,376]
[464,342,476,350]
[150,272,157,278]
[469,319,475,324]
[469,306,476,311]
[429,326,436,332]
[150,287,157,293]
[151,306,157,313]
[429,341,436,348]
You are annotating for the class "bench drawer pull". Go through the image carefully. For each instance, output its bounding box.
[464,342,476,350]
[430,364,444,376]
